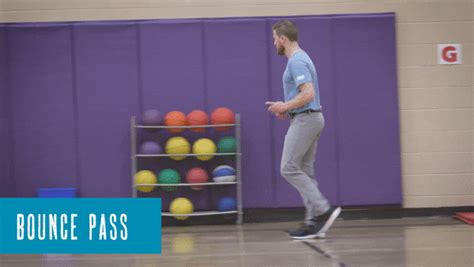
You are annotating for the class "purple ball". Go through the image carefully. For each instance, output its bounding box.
[140,141,162,154]
[142,109,161,125]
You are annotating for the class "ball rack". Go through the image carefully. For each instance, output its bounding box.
[130,114,243,224]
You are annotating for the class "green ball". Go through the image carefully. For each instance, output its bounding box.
[158,169,181,192]
[217,136,236,153]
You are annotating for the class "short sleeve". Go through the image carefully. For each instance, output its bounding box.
[288,59,312,88]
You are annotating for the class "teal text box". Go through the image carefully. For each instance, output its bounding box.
[0,198,161,254]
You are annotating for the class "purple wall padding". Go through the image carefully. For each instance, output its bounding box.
[204,19,273,208]
[333,15,401,205]
[73,23,139,197]
[140,20,206,113]
[138,20,209,210]
[7,25,78,197]
[0,27,14,197]
[1,13,401,208]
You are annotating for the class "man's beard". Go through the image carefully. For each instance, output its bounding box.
[277,46,285,56]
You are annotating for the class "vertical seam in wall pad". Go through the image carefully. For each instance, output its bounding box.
[330,18,342,205]
[70,24,82,197]
[5,27,16,196]
[201,21,212,208]
[201,21,209,110]
[265,19,277,207]
[0,28,4,195]
[133,22,143,197]
[136,23,144,114]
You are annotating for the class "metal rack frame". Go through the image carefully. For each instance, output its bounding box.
[130,114,243,224]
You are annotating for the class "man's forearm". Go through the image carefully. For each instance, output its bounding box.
[284,86,315,112]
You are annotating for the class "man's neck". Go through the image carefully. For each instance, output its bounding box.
[285,43,301,58]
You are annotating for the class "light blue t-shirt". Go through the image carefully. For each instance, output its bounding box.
[283,50,321,114]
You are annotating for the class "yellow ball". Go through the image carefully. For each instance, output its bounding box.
[192,138,216,161]
[171,234,194,253]
[170,197,194,220]
[134,170,157,192]
[165,137,191,160]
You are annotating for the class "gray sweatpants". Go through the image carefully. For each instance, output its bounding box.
[280,111,330,225]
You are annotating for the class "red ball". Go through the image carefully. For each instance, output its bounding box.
[211,107,235,132]
[164,111,187,133]
[186,167,209,190]
[187,110,209,133]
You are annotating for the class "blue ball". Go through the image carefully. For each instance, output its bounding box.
[212,165,236,182]
[218,197,236,212]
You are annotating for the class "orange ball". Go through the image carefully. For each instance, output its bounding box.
[211,107,235,132]
[187,110,209,133]
[164,111,187,133]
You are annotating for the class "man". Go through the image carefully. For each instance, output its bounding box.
[266,20,341,239]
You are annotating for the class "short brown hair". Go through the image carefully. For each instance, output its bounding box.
[272,20,298,42]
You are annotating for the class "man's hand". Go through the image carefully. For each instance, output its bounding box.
[266,101,289,114]
[266,101,289,120]
[275,112,288,120]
